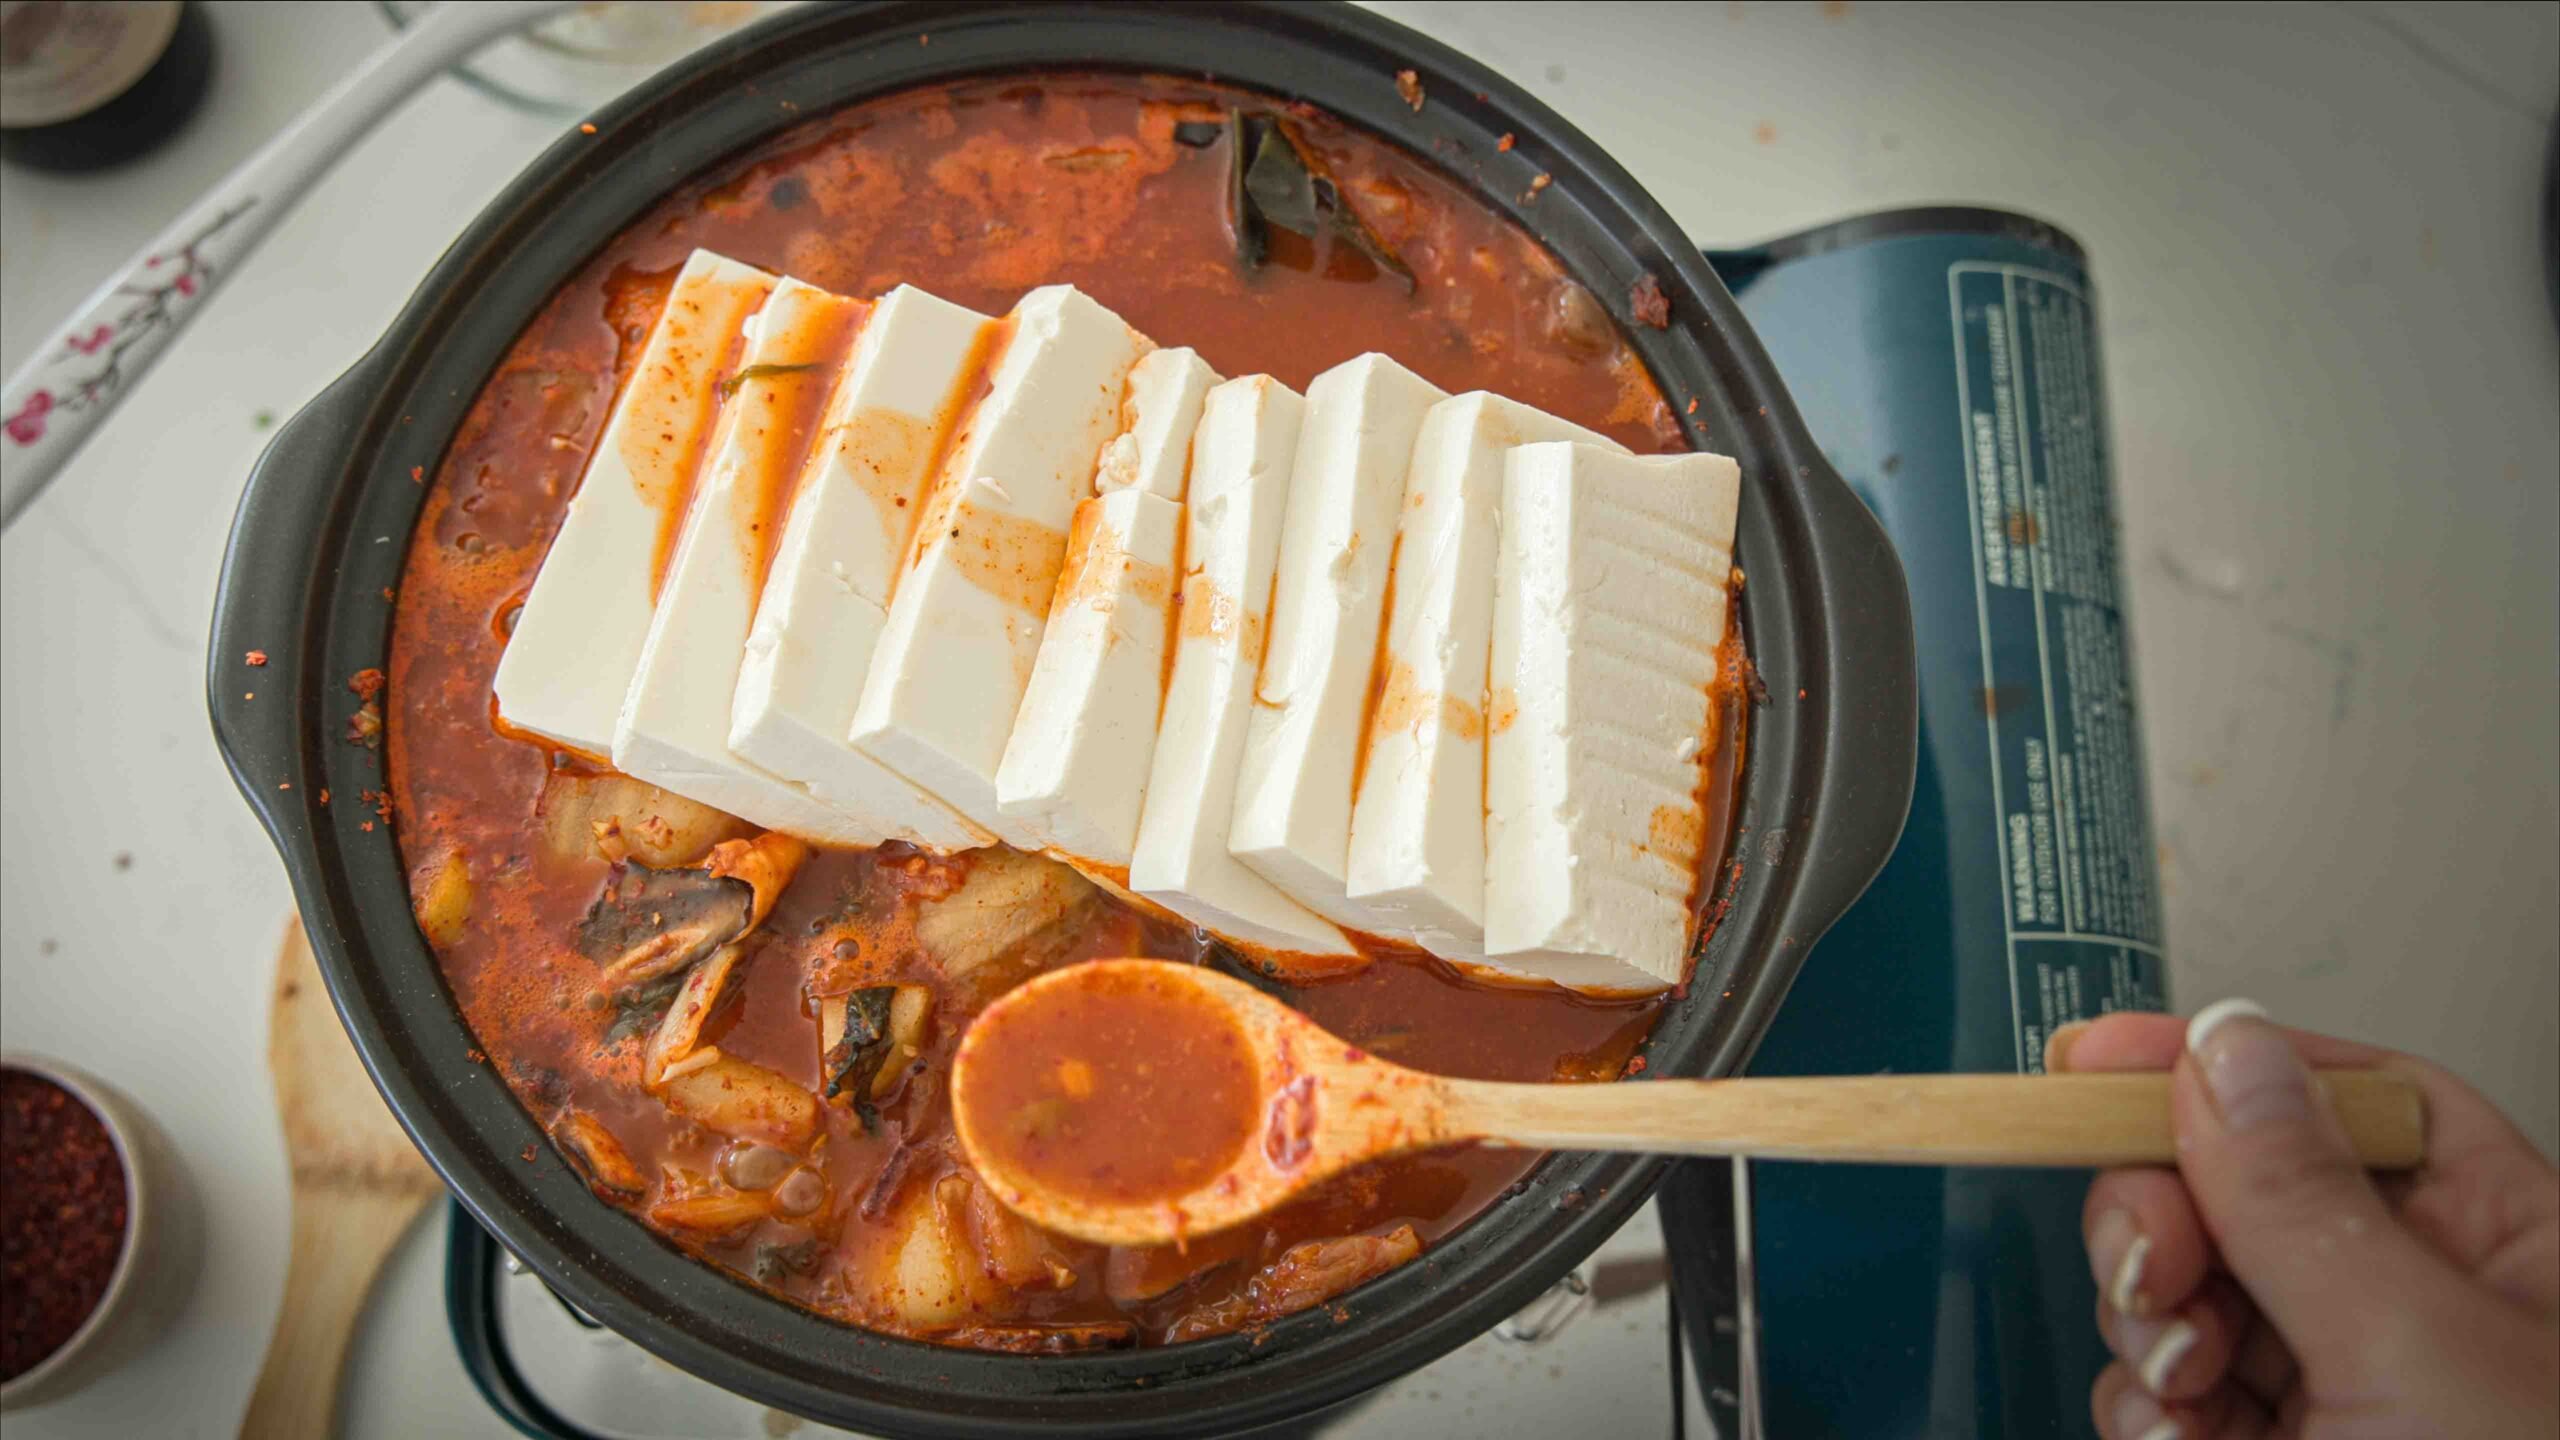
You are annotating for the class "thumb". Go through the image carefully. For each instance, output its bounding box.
[2172,998,2464,1377]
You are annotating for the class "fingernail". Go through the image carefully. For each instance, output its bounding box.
[2137,1318,2199,1395]
[2185,997,2311,1131]
[2089,1207,2151,1315]
[2184,996,2265,1051]
[2112,1383,2177,1440]
[2045,1020,2089,1072]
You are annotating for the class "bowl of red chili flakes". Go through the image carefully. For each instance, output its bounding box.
[0,1056,195,1410]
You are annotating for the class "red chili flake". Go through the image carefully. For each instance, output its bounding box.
[357,788,392,822]
[381,587,396,602]
[578,123,597,135]
[1623,1056,1649,1077]
[1685,398,1699,415]
[520,1143,538,1161]
[409,465,424,484]
[1629,273,1671,329]
[1394,69,1424,112]
[468,1048,488,1066]
[244,650,268,667]
[317,788,330,806]
[2,1069,130,1382]
[278,782,291,791]
[360,820,375,832]
[1496,132,1516,152]
[349,667,386,700]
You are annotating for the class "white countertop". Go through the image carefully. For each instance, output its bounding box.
[3,3,2553,1436]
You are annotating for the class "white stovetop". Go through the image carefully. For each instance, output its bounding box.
[2,3,2553,1436]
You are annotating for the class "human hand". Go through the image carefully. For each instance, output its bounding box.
[2050,1000,2559,1439]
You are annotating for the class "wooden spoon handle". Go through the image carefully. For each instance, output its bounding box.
[238,1182,435,1440]
[1445,1070,2426,1169]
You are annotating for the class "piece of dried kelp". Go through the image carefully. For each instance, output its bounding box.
[1227,112,1415,292]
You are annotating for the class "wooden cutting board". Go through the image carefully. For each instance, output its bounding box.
[241,917,442,1440]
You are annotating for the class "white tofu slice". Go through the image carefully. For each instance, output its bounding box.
[613,278,877,844]
[1227,354,1446,929]
[1130,376,1356,960]
[493,250,773,758]
[849,286,1152,848]
[1092,347,1218,498]
[1483,442,1741,990]
[728,285,997,852]
[991,350,1216,867]
[1343,392,1626,953]
[992,488,1185,867]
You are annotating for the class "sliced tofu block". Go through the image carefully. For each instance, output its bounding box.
[1130,376,1356,960]
[992,488,1185,866]
[1343,392,1626,953]
[493,250,774,758]
[613,279,877,844]
[850,286,1153,848]
[1092,347,1219,498]
[1228,353,1447,929]
[728,285,998,851]
[991,349,1211,866]
[1483,442,1741,990]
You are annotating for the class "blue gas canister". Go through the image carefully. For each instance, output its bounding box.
[1666,210,2171,1439]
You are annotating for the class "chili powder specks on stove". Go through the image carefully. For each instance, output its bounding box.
[1,1069,131,1382]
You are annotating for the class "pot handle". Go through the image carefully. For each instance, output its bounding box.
[1786,452,1920,935]
[208,353,387,846]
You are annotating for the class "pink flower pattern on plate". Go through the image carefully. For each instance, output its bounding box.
[6,201,252,447]
[5,391,52,445]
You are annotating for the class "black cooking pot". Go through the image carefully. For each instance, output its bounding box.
[208,3,1916,1435]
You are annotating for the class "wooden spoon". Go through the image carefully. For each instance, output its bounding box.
[241,918,443,1440]
[951,959,2426,1247]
